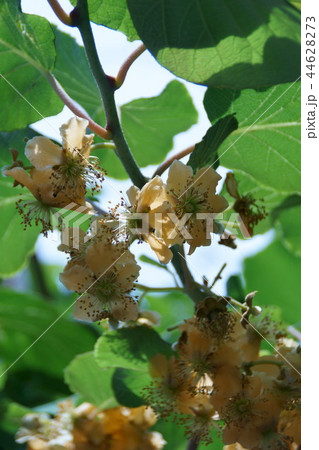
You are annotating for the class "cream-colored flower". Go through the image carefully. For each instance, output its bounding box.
[2,117,101,234]
[60,239,140,322]
[16,401,165,450]
[166,160,228,254]
[3,117,101,207]
[124,176,178,264]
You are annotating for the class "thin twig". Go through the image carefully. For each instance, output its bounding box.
[91,142,116,151]
[72,0,146,188]
[153,144,195,177]
[47,0,74,26]
[45,73,111,140]
[210,263,227,288]
[116,44,147,88]
[135,284,184,292]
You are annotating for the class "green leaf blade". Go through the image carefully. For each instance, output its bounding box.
[205,83,301,194]
[188,114,238,171]
[127,0,301,89]
[121,80,198,169]
[65,352,118,409]
[0,289,97,376]
[95,326,172,371]
[70,0,139,41]
[244,240,300,324]
[0,1,63,130]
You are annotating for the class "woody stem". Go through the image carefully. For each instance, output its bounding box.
[45,73,111,140]
[72,0,147,188]
[116,44,147,88]
[47,0,74,26]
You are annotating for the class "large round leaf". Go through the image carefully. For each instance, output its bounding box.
[0,0,63,131]
[127,0,301,89]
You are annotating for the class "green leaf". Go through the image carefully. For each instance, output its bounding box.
[226,275,245,303]
[205,82,301,194]
[287,1,301,10]
[244,240,300,324]
[0,128,38,165]
[0,361,6,390]
[121,80,198,167]
[65,352,118,409]
[275,202,301,256]
[112,367,151,407]
[52,27,105,126]
[0,0,63,130]
[0,400,29,434]
[127,0,301,89]
[152,417,224,450]
[188,115,238,171]
[95,326,172,371]
[0,181,40,277]
[92,147,127,179]
[70,0,139,41]
[142,291,194,342]
[0,289,97,376]
[0,128,42,275]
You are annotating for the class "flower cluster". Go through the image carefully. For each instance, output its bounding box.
[59,224,141,323]
[16,401,165,450]
[3,117,104,234]
[108,160,228,263]
[145,297,301,448]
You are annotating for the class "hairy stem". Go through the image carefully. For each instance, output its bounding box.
[210,262,227,288]
[72,0,146,188]
[47,0,74,26]
[171,246,207,305]
[116,44,147,88]
[45,73,111,139]
[135,284,184,292]
[153,144,195,177]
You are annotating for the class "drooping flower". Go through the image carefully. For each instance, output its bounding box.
[2,117,103,233]
[118,176,178,263]
[59,236,140,322]
[166,160,228,254]
[225,172,267,238]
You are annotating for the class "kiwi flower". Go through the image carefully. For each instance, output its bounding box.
[59,239,140,322]
[166,160,228,254]
[125,176,178,263]
[2,117,103,233]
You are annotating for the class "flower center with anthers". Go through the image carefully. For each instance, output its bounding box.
[93,272,118,300]
[178,188,206,217]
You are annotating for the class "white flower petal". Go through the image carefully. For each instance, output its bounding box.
[167,160,193,196]
[110,296,139,322]
[60,117,90,154]
[25,136,63,169]
[73,294,106,322]
[3,167,39,199]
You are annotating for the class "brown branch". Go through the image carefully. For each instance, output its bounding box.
[153,144,195,177]
[210,262,227,288]
[115,44,147,89]
[47,0,74,26]
[45,73,112,140]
